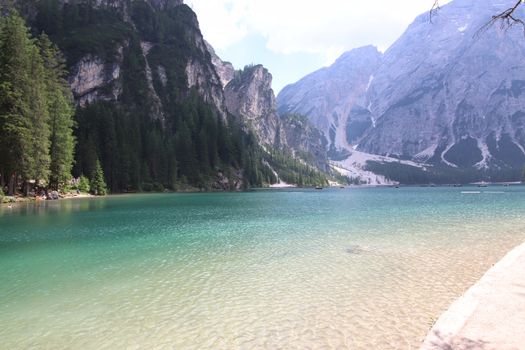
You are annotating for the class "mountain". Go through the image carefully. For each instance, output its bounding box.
[223,63,331,174]
[277,45,382,157]
[3,0,258,191]
[207,48,331,179]
[205,41,234,88]
[278,0,525,183]
[224,64,285,147]
[4,0,329,191]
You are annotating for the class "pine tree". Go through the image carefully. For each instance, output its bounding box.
[77,175,90,193]
[26,43,51,191]
[0,11,39,195]
[38,34,75,191]
[90,159,107,196]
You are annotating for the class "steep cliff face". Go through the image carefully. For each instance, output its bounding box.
[205,41,234,88]
[359,0,525,170]
[278,0,525,177]
[207,53,330,175]
[277,46,382,155]
[183,30,229,120]
[27,0,231,121]
[69,54,121,106]
[224,65,286,147]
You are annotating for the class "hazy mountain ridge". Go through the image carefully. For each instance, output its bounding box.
[277,45,382,156]
[278,0,525,182]
[361,0,525,169]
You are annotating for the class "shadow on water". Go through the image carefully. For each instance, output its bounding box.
[428,330,494,350]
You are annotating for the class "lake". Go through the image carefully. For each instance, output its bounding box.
[1,187,525,349]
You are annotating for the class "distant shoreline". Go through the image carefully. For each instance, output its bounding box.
[2,182,524,207]
[1,192,93,207]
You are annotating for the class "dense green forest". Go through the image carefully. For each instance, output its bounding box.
[266,149,328,187]
[0,11,75,196]
[365,161,524,185]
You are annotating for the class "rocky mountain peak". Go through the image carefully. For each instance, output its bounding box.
[224,64,285,146]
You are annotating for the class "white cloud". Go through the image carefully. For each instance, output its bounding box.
[188,0,452,62]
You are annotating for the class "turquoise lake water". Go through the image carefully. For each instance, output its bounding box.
[1,187,525,349]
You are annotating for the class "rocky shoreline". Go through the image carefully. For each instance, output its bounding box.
[1,192,93,206]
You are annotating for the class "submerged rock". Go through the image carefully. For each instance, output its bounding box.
[346,245,369,255]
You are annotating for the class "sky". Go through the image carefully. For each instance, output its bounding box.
[187,0,452,94]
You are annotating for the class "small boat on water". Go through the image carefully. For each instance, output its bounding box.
[477,182,488,188]
[315,186,323,190]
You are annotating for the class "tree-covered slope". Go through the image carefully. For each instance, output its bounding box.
[0,0,329,193]
[2,0,283,191]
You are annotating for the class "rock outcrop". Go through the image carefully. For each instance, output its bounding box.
[224,65,286,147]
[205,41,235,88]
[69,53,122,106]
[208,53,330,172]
[183,22,229,120]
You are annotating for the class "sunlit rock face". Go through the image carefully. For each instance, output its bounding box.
[205,41,235,88]
[207,47,328,168]
[279,0,525,169]
[69,52,123,107]
[224,65,286,147]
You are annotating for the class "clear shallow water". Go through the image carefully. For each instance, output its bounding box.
[1,187,525,349]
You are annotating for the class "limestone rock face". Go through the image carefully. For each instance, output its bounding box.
[206,45,329,169]
[278,0,525,170]
[69,52,123,106]
[45,0,225,121]
[205,41,235,88]
[183,25,229,120]
[224,65,286,147]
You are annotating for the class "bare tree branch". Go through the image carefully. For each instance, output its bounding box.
[476,0,525,37]
[431,0,525,36]
[430,0,441,23]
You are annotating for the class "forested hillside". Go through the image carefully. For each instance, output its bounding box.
[32,1,263,192]
[0,1,328,196]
